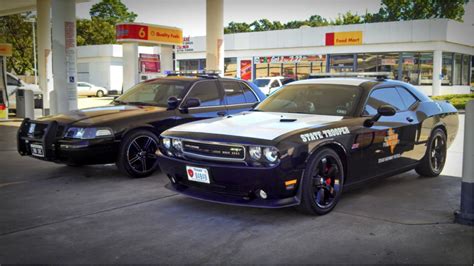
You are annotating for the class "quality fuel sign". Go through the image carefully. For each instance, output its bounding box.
[116,23,183,46]
[325,31,363,46]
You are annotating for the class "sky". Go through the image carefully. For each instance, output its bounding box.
[76,0,474,37]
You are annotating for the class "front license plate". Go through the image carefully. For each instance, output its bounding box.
[30,144,44,157]
[186,166,210,184]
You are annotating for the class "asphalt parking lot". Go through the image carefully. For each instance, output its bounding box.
[0,112,472,263]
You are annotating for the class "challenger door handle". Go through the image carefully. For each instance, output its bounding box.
[406,117,414,122]
[217,111,227,116]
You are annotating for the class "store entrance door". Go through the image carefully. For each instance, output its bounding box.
[329,54,355,73]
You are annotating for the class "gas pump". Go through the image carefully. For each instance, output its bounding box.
[0,43,12,121]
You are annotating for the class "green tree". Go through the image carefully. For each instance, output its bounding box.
[89,0,137,24]
[308,15,329,27]
[77,0,137,46]
[367,0,469,22]
[224,22,251,34]
[76,18,116,46]
[0,13,35,75]
[332,11,363,25]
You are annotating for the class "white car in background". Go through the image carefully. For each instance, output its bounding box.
[6,72,43,111]
[77,82,108,97]
[253,76,284,95]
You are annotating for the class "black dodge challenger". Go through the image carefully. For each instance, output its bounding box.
[17,75,266,177]
[157,77,459,215]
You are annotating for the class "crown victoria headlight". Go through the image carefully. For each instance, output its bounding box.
[65,127,113,139]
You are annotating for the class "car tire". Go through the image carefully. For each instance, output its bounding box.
[96,90,105,97]
[415,128,447,177]
[297,148,344,215]
[117,129,160,178]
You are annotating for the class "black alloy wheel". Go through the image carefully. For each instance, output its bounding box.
[117,129,160,178]
[430,134,446,173]
[298,148,344,215]
[312,156,343,209]
[416,128,447,177]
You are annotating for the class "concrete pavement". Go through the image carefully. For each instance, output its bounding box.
[0,120,472,263]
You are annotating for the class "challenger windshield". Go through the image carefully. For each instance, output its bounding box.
[254,84,361,116]
[115,80,190,107]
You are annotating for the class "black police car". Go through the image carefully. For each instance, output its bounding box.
[17,74,266,178]
[156,74,459,215]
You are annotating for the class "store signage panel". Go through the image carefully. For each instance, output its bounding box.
[0,43,12,57]
[325,31,363,46]
[240,60,252,80]
[116,23,183,46]
[139,53,160,73]
[253,55,326,64]
[177,36,194,52]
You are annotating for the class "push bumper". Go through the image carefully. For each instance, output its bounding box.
[17,119,119,165]
[157,152,304,208]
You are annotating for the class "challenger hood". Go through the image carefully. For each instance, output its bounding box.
[168,111,344,141]
[38,104,168,125]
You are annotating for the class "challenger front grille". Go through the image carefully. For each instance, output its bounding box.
[182,140,246,161]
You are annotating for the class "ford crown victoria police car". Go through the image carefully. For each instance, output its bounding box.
[156,75,458,215]
[17,74,265,178]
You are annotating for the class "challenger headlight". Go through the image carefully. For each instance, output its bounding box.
[162,138,171,149]
[263,147,279,162]
[65,127,113,139]
[249,146,262,160]
[172,138,183,152]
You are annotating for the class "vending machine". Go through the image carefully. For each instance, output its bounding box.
[0,43,12,120]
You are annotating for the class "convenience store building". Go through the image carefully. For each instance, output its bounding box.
[176,19,473,96]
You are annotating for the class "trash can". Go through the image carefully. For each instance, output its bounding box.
[15,87,34,119]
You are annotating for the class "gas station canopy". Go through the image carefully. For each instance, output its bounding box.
[0,0,88,17]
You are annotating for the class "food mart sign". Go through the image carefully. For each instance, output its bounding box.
[325,31,363,46]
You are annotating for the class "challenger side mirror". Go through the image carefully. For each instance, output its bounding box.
[167,96,180,110]
[364,105,396,127]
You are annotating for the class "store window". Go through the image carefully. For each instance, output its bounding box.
[378,53,399,79]
[357,54,378,73]
[461,55,470,86]
[255,63,269,78]
[309,55,326,73]
[330,54,354,72]
[419,53,433,85]
[283,63,296,79]
[401,53,418,85]
[224,58,237,77]
[471,56,474,86]
[442,53,453,86]
[297,62,310,80]
[269,63,282,77]
[178,59,205,72]
[453,54,462,85]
